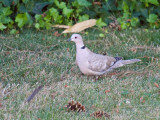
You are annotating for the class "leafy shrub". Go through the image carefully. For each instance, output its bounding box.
[0,4,13,30]
[117,0,160,29]
[0,0,159,32]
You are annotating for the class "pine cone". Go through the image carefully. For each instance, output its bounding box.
[91,111,110,118]
[65,101,86,112]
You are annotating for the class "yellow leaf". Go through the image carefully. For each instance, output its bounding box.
[62,19,96,33]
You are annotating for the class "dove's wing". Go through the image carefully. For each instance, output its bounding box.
[87,52,116,72]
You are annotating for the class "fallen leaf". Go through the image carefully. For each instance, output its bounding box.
[0,103,2,107]
[42,13,46,17]
[53,31,61,37]
[93,2,101,6]
[154,83,159,88]
[105,90,110,94]
[115,106,119,113]
[50,92,57,99]
[117,25,121,31]
[130,47,137,53]
[140,96,145,103]
[142,100,145,103]
[64,85,68,88]
[140,96,143,102]
[52,25,70,29]
[130,90,134,93]
[62,19,96,33]
[130,46,160,52]
[67,48,69,52]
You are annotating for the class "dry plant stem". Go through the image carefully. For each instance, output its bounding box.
[1,50,53,54]
[130,46,160,52]
[26,85,44,103]
[3,44,14,50]
[102,70,149,79]
[52,25,70,29]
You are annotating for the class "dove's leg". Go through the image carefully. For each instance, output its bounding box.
[95,76,99,81]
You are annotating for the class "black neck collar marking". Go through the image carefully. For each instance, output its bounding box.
[81,46,85,49]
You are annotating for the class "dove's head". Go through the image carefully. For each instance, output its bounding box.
[68,34,83,44]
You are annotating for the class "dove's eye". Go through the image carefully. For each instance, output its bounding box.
[75,37,77,39]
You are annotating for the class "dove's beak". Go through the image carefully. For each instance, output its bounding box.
[67,38,71,42]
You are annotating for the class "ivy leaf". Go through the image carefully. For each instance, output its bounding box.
[54,0,66,9]
[72,1,79,7]
[123,12,130,19]
[0,22,7,30]
[26,12,33,25]
[2,17,12,24]
[22,0,29,4]
[2,7,13,16]
[39,20,45,27]
[32,2,51,14]
[99,33,105,37]
[44,15,51,22]
[19,3,27,13]
[123,1,129,12]
[78,14,89,22]
[147,14,158,23]
[1,0,12,6]
[140,8,148,18]
[35,14,42,21]
[77,0,91,7]
[148,0,159,5]
[63,8,73,18]
[49,8,62,23]
[7,20,14,28]
[15,13,28,28]
[131,17,139,27]
[45,22,51,29]
[35,23,40,29]
[96,18,107,28]
[49,8,58,18]
[10,29,17,34]
[120,22,130,29]
[58,2,66,9]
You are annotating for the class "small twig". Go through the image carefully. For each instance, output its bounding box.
[119,105,156,109]
[2,67,33,79]
[1,50,53,54]
[0,36,6,39]
[137,62,159,72]
[3,44,14,50]
[130,46,160,52]
[26,85,44,103]
[102,70,149,79]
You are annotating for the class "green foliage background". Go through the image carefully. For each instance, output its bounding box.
[0,0,160,32]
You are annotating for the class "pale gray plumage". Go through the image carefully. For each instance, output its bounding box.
[68,34,141,76]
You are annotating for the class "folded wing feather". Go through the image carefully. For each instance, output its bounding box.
[88,53,116,72]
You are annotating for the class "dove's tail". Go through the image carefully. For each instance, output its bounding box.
[111,59,141,69]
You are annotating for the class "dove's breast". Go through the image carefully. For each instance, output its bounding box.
[76,49,92,75]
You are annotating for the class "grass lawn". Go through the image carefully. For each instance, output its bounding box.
[0,28,160,119]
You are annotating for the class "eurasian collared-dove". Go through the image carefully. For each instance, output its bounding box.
[68,34,141,76]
